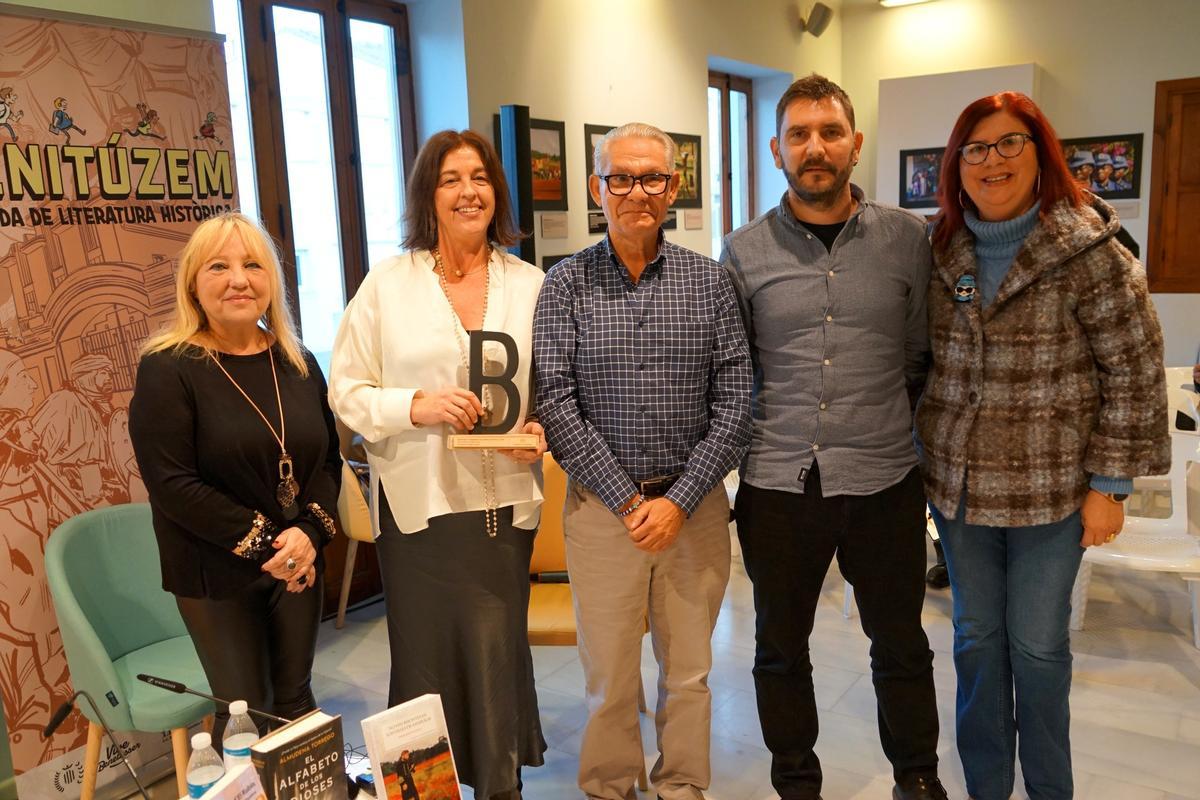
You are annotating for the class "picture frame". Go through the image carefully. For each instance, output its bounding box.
[492,115,569,211]
[667,132,702,209]
[587,211,608,234]
[530,118,567,211]
[898,147,944,209]
[1060,133,1143,200]
[584,123,614,210]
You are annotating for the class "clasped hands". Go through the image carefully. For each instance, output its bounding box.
[262,527,317,592]
[618,494,686,553]
[410,386,546,464]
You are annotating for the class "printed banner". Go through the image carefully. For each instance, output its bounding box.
[0,7,238,797]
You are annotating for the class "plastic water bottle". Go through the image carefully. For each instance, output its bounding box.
[186,732,225,798]
[222,700,258,770]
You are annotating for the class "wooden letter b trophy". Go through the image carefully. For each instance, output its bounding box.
[447,331,539,450]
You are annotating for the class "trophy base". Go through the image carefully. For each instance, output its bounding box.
[447,433,540,450]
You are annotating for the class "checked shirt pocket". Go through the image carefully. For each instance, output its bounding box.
[662,320,713,381]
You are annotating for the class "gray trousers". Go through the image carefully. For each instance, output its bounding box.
[564,483,731,800]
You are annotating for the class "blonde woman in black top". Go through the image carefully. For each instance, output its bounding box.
[129,212,340,743]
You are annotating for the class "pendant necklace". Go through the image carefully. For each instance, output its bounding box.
[433,246,499,538]
[208,339,300,513]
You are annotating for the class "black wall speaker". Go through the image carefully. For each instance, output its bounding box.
[800,2,834,37]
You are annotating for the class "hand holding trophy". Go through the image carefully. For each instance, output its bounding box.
[447,330,540,450]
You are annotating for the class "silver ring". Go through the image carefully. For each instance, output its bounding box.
[286,557,297,571]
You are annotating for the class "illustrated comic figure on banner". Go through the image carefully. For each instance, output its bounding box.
[194,111,224,145]
[48,96,87,144]
[31,354,129,508]
[124,102,166,140]
[0,350,47,543]
[0,348,77,759]
[0,87,23,141]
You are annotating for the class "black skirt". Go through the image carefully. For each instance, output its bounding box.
[375,489,547,798]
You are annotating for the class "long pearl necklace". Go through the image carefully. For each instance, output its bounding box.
[433,246,499,538]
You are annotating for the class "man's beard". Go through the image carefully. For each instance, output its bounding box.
[784,157,854,207]
[76,375,113,404]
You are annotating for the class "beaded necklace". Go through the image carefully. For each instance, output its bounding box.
[433,246,499,538]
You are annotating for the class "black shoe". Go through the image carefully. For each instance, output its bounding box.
[925,562,949,589]
[893,775,949,800]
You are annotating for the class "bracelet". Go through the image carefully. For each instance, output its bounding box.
[306,502,338,544]
[619,494,646,517]
[233,512,279,559]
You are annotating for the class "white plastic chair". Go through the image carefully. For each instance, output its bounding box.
[1070,368,1200,649]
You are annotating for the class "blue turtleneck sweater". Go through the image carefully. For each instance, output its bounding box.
[963,201,1040,308]
[964,200,1131,497]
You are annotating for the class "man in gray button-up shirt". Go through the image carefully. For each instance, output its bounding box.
[721,74,946,800]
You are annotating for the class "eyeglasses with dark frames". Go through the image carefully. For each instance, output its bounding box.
[959,132,1035,165]
[598,173,672,196]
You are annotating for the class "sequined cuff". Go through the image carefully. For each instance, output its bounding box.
[233,512,279,559]
[306,502,338,545]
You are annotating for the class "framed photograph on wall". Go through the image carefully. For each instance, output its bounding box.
[584,123,614,209]
[899,147,944,209]
[530,119,567,210]
[1060,133,1143,200]
[667,132,702,209]
[492,115,569,210]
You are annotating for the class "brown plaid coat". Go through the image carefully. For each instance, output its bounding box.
[916,196,1169,526]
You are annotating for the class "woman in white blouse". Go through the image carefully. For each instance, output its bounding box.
[329,130,546,800]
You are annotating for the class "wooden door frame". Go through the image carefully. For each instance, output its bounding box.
[708,70,756,239]
[1147,75,1200,292]
[239,0,418,313]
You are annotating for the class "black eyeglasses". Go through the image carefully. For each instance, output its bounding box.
[959,132,1034,165]
[599,173,671,196]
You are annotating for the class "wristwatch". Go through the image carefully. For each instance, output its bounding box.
[1100,491,1130,504]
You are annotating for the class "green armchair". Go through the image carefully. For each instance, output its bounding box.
[45,504,214,800]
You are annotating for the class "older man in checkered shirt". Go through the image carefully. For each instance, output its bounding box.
[534,122,752,800]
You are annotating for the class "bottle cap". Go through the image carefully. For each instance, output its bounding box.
[229,700,248,716]
[191,732,211,750]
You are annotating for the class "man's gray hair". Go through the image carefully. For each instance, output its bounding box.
[593,122,677,175]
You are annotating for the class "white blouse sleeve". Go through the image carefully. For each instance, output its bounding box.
[328,266,420,442]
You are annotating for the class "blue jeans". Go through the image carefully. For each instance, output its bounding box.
[935,505,1084,800]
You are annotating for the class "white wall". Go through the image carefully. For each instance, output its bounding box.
[458,0,842,260]
[751,71,797,218]
[407,0,471,139]
[840,0,1200,365]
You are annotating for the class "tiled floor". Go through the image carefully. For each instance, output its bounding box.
[315,531,1200,800]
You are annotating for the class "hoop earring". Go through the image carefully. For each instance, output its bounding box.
[1035,170,1042,196]
[958,189,968,210]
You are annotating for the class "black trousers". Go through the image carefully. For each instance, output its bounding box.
[734,465,938,799]
[177,572,323,745]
